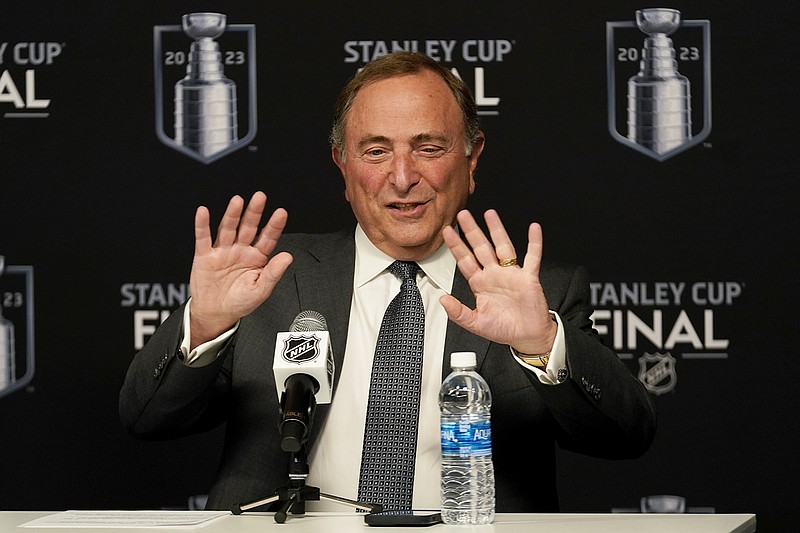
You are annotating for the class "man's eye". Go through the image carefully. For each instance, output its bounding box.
[367,148,386,157]
[418,146,446,156]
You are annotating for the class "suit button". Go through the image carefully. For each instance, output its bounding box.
[581,377,601,401]
[153,353,170,379]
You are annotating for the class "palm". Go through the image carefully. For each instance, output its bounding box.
[467,267,546,345]
[191,243,272,318]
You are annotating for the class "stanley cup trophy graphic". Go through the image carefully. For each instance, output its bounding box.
[174,13,239,159]
[607,8,711,161]
[627,8,691,155]
[0,307,15,390]
[0,257,17,390]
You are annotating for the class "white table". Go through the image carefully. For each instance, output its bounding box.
[1,511,756,532]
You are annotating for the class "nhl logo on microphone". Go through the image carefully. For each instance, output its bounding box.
[274,324,334,404]
[281,334,320,364]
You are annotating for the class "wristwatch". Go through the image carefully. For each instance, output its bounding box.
[518,352,550,368]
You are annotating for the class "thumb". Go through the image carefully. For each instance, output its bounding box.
[439,294,476,329]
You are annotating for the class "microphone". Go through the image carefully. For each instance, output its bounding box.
[273,311,335,452]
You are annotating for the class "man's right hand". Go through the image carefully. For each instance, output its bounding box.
[188,191,293,350]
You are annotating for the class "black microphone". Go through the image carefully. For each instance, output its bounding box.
[273,311,335,453]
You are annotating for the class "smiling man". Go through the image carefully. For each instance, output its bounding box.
[120,52,655,514]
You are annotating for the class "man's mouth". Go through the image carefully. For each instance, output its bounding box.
[389,202,423,211]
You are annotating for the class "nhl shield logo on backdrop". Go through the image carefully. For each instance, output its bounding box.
[638,352,677,395]
[607,9,711,161]
[154,13,257,164]
[0,256,35,399]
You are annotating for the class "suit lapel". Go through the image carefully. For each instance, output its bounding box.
[293,231,355,394]
[292,230,355,448]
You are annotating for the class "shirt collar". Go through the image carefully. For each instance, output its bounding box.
[354,224,456,292]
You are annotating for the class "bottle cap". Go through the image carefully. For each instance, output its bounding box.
[450,351,477,368]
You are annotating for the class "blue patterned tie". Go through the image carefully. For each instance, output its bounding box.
[358,261,425,511]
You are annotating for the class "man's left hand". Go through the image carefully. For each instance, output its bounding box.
[440,209,557,355]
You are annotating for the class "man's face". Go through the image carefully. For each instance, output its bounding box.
[332,70,484,261]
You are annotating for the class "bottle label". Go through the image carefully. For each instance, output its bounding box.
[441,416,492,458]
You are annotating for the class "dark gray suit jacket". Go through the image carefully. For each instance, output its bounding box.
[119,229,656,512]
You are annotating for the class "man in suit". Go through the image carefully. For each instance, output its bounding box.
[119,52,655,513]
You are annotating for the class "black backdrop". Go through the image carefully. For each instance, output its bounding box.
[1,1,797,529]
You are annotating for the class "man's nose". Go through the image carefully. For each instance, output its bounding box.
[387,151,421,191]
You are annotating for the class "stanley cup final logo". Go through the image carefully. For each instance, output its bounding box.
[0,256,34,399]
[154,13,257,164]
[607,8,711,161]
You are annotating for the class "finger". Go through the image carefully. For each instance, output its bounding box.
[253,207,289,256]
[523,222,544,277]
[194,206,212,255]
[215,195,245,247]
[484,209,517,266]
[456,210,498,269]
[236,191,268,245]
[256,251,294,297]
[443,224,481,280]
[439,294,478,331]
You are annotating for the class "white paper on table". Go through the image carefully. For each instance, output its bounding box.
[20,510,232,528]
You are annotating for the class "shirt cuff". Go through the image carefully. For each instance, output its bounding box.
[510,311,566,385]
[179,298,239,366]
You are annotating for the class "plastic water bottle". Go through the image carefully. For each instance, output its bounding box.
[439,351,495,524]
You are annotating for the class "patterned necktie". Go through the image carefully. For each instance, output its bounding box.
[358,261,425,511]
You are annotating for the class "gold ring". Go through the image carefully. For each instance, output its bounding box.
[498,258,518,267]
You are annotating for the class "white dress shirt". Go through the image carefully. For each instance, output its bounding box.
[179,225,566,511]
[305,226,454,510]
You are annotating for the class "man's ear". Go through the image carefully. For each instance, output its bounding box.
[467,133,485,194]
[332,145,350,202]
[332,144,345,171]
[469,132,485,171]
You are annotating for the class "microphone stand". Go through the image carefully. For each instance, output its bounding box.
[233,375,381,523]
[232,445,382,523]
